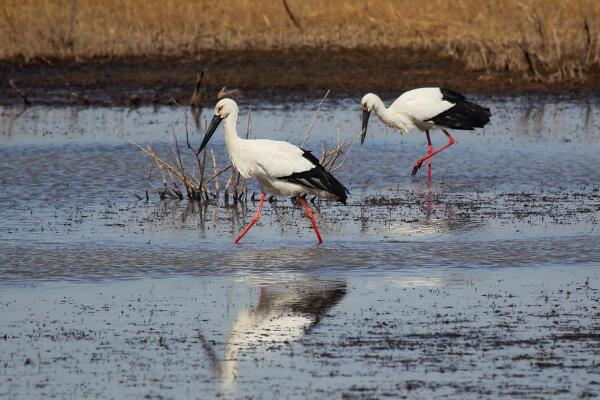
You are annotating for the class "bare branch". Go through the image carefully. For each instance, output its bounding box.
[8,79,30,106]
[210,148,220,194]
[205,164,232,184]
[191,71,204,108]
[281,0,302,31]
[300,89,329,148]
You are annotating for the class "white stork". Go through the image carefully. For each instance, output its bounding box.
[198,98,349,244]
[360,88,491,176]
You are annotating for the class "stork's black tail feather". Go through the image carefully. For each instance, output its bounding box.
[279,150,349,204]
[428,88,491,130]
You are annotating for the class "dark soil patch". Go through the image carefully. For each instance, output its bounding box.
[2,48,600,106]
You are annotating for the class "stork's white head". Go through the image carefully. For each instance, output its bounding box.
[360,93,379,112]
[199,98,239,153]
[214,98,238,119]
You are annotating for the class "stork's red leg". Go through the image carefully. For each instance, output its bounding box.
[425,131,433,178]
[297,196,324,244]
[412,129,456,176]
[234,192,266,244]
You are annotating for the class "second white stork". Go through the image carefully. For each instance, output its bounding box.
[360,88,491,176]
[198,98,349,244]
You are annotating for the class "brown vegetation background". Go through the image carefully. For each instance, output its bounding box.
[1,0,599,82]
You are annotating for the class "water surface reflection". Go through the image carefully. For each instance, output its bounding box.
[198,277,346,396]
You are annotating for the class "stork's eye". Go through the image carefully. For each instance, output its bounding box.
[218,106,223,113]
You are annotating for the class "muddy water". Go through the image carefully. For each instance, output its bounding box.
[1,95,599,399]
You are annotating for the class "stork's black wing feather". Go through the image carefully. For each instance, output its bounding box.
[301,150,322,167]
[427,88,491,130]
[439,88,466,103]
[278,150,349,204]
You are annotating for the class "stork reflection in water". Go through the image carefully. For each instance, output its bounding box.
[197,278,346,394]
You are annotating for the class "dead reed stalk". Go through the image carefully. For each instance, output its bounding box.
[8,80,30,106]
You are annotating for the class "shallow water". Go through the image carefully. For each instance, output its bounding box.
[1,95,599,398]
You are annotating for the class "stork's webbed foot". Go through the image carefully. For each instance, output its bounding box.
[411,161,424,176]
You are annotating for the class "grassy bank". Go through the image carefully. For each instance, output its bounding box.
[1,0,599,83]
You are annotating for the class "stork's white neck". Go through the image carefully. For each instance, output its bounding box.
[370,95,386,113]
[371,95,391,122]
[222,110,241,154]
[371,94,411,134]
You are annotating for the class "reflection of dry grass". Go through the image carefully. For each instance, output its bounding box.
[1,0,599,82]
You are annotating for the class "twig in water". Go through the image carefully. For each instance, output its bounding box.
[301,89,329,147]
[210,148,220,195]
[205,164,232,183]
[170,127,192,198]
[70,92,91,105]
[132,192,143,201]
[8,80,30,106]
[319,128,359,173]
[191,71,204,108]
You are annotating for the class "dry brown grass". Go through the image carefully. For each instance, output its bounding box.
[1,0,599,81]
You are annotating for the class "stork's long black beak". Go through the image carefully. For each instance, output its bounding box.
[198,115,223,153]
[360,109,371,145]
